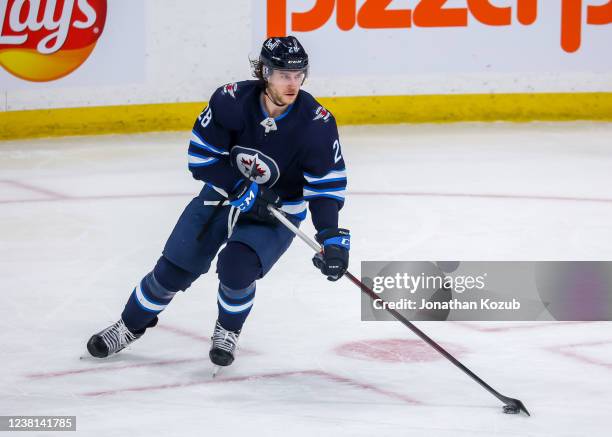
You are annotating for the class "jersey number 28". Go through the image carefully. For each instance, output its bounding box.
[199,107,213,128]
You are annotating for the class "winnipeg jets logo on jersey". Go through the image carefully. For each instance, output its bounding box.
[313,106,331,123]
[260,117,278,133]
[242,155,266,179]
[232,146,280,186]
[222,83,238,99]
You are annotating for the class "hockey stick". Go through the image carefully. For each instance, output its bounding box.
[268,205,530,416]
[198,156,264,242]
[196,200,226,241]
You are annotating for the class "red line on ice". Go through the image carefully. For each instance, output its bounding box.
[547,339,612,370]
[157,324,258,355]
[452,321,595,332]
[26,357,204,379]
[1,189,612,205]
[0,179,70,200]
[306,369,420,405]
[24,324,256,380]
[82,369,421,404]
[157,324,211,343]
[351,191,612,204]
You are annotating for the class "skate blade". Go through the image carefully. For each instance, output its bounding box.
[80,353,103,361]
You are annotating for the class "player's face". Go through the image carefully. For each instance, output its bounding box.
[266,69,305,106]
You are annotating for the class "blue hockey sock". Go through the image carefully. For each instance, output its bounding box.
[121,256,199,332]
[121,271,177,332]
[216,281,256,332]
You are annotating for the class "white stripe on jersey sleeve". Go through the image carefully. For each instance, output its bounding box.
[189,153,218,167]
[303,168,347,184]
[190,131,229,156]
[279,200,307,216]
[188,153,218,166]
[303,187,346,201]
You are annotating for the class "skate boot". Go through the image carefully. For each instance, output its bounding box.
[209,321,240,369]
[87,317,157,358]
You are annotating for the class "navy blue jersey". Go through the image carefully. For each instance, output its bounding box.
[187,80,347,230]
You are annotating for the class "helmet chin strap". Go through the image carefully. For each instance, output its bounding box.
[264,87,287,109]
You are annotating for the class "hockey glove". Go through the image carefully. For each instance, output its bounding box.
[312,228,350,281]
[229,180,282,223]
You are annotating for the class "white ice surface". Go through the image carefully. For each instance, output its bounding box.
[1,123,612,436]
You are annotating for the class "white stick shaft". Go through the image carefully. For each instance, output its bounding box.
[268,206,322,253]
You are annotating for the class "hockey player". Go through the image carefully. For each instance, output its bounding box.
[87,36,350,369]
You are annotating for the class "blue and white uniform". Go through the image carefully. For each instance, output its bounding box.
[120,80,348,334]
[188,79,346,225]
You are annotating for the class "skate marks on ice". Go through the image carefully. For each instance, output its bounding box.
[3,126,612,435]
[19,321,420,408]
[24,323,259,379]
[20,321,421,405]
[80,369,421,404]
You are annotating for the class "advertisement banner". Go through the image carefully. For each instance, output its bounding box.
[0,0,145,88]
[252,0,612,76]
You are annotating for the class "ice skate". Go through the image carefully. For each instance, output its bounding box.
[87,318,156,358]
[209,321,240,376]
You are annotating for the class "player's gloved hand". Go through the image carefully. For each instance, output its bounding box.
[312,228,350,281]
[229,180,282,223]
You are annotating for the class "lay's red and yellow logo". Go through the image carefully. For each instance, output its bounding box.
[0,0,107,82]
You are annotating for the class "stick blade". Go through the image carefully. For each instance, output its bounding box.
[503,398,530,416]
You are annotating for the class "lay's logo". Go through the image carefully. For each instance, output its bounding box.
[0,0,107,82]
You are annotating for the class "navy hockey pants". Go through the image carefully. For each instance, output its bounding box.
[162,184,298,279]
[121,184,298,332]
